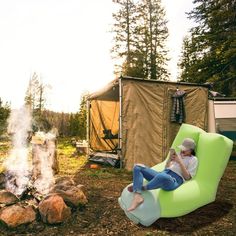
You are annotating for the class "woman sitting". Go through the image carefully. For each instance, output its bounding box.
[127,138,198,212]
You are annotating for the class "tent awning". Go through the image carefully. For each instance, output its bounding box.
[88,76,210,101]
[88,79,119,101]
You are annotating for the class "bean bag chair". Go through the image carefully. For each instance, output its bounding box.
[118,124,233,226]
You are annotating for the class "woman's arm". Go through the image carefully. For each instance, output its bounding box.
[172,154,191,180]
[165,157,172,168]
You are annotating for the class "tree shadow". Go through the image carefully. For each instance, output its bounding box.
[149,200,233,233]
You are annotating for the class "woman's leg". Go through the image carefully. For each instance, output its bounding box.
[128,165,159,212]
[145,171,180,191]
[132,165,159,193]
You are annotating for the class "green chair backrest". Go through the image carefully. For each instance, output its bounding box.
[196,132,233,185]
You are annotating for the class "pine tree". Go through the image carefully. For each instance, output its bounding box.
[67,93,88,138]
[112,0,169,80]
[112,0,137,75]
[25,72,40,112]
[0,98,10,135]
[77,93,88,139]
[25,72,50,114]
[138,0,169,80]
[179,0,236,96]
[25,72,52,131]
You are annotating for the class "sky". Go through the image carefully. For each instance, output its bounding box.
[0,0,194,113]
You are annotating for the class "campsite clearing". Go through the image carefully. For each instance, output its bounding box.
[0,139,235,235]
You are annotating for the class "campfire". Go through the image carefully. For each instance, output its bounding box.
[0,107,87,228]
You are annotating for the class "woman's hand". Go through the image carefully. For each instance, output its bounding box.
[171,154,182,164]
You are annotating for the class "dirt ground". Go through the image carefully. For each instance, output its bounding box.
[0,141,236,236]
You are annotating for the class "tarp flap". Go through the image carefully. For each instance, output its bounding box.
[89,100,119,151]
[122,80,208,170]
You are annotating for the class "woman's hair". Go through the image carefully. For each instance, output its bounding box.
[190,149,196,156]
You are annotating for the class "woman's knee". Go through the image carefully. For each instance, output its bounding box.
[133,164,142,172]
[152,174,171,187]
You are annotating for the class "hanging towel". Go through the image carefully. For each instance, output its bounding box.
[171,90,186,124]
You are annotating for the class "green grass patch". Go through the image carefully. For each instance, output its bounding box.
[57,137,88,175]
[0,141,10,172]
[58,154,87,176]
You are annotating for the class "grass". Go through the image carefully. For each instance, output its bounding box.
[0,141,10,173]
[57,137,88,175]
[58,152,87,176]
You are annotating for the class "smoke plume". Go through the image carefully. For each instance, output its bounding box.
[4,106,32,196]
[4,106,57,196]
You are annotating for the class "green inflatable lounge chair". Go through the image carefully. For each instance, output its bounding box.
[118,124,233,226]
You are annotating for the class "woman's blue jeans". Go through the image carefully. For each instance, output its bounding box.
[132,164,183,193]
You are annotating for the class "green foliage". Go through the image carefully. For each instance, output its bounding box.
[179,0,236,96]
[112,0,169,80]
[32,114,52,132]
[0,98,10,136]
[68,93,88,139]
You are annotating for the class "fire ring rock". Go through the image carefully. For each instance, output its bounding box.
[0,205,36,228]
[38,195,71,224]
[0,190,19,206]
[51,186,88,208]
[51,177,88,208]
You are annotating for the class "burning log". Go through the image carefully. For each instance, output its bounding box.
[31,132,59,180]
[19,180,45,202]
[4,169,31,198]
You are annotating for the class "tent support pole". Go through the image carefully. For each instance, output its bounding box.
[86,99,90,157]
[118,77,123,168]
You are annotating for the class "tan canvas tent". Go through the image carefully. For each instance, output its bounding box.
[87,76,209,170]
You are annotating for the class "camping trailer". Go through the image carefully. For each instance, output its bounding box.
[87,76,210,170]
[208,98,236,156]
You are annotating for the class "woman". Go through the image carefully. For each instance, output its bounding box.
[127,138,198,212]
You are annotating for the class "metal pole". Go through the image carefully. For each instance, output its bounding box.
[86,99,90,157]
[118,77,123,168]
